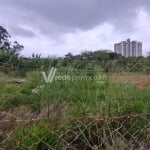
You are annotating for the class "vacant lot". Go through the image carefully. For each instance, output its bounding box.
[0,71,150,149]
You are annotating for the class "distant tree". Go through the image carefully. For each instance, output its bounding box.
[63,53,74,66]
[80,51,93,60]
[108,52,120,60]
[0,26,23,55]
[93,50,109,61]
[12,41,24,55]
[0,26,11,50]
[0,26,24,73]
[65,52,73,60]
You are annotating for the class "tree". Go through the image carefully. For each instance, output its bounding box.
[108,52,120,60]
[80,51,93,60]
[65,52,73,60]
[12,41,24,55]
[0,26,23,54]
[0,26,11,50]
[0,26,24,73]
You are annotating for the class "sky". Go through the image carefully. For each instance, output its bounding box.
[0,0,150,57]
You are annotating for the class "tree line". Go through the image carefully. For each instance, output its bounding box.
[0,26,150,75]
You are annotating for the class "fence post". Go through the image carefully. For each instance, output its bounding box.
[48,103,50,120]
[108,99,112,117]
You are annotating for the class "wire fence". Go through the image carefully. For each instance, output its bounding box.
[0,110,150,149]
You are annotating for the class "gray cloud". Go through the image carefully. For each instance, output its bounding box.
[1,0,150,35]
[0,0,150,56]
[10,26,35,37]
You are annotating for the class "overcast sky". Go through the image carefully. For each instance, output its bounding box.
[0,0,150,57]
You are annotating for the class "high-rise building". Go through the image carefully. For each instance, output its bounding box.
[114,39,142,57]
[147,52,150,57]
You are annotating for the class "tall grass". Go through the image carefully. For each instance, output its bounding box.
[0,67,149,115]
[1,67,150,149]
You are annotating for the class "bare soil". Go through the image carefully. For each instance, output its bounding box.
[111,73,150,89]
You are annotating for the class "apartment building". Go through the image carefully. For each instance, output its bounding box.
[114,39,142,57]
[147,52,150,57]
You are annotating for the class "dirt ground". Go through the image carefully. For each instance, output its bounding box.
[111,73,150,89]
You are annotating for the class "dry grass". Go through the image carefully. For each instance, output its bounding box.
[111,73,150,89]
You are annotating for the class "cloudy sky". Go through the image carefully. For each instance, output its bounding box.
[0,0,150,57]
